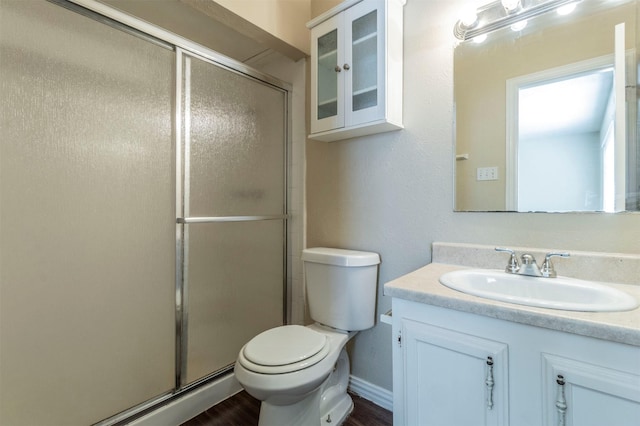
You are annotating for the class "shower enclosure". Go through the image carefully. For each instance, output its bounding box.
[0,1,289,424]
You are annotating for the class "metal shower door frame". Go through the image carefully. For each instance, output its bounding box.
[174,47,291,390]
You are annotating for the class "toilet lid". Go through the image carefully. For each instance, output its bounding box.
[243,325,327,367]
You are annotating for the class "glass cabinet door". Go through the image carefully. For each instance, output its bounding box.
[318,29,339,120]
[351,10,378,112]
[345,0,385,127]
[311,15,344,134]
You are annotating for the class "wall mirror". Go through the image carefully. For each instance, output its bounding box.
[454,0,639,212]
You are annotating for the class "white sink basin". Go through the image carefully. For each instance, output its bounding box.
[439,269,638,312]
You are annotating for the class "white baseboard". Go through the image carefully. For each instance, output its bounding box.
[348,375,393,412]
[129,374,242,426]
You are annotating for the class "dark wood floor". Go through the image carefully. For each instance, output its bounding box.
[181,390,392,426]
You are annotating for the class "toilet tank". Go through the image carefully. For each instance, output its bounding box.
[302,247,381,331]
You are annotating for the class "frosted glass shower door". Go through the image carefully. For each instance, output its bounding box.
[0,1,175,425]
[180,53,287,384]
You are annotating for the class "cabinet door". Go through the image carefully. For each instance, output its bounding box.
[344,0,386,127]
[543,354,640,426]
[402,319,509,426]
[310,13,344,134]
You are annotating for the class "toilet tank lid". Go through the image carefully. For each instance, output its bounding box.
[302,247,380,267]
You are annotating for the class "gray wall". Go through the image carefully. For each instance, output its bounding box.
[305,0,640,392]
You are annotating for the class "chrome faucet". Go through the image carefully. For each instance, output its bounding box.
[519,253,541,277]
[495,248,570,278]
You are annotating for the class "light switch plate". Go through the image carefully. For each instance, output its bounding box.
[477,167,498,181]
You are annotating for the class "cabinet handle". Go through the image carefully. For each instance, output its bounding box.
[556,374,567,426]
[486,356,494,410]
[343,63,351,70]
[334,65,342,72]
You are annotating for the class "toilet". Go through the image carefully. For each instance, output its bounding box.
[234,247,381,426]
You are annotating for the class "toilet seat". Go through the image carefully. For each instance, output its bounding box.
[239,325,330,374]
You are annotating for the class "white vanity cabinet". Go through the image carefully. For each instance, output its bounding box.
[541,354,640,425]
[307,0,404,142]
[392,299,640,426]
[399,317,509,426]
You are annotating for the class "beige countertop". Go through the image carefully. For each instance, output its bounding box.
[384,263,640,346]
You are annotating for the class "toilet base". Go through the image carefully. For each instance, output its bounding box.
[258,388,322,426]
[319,347,353,424]
[256,348,354,426]
[257,387,354,426]
[321,392,353,425]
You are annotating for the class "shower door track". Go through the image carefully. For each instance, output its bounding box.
[65,0,291,91]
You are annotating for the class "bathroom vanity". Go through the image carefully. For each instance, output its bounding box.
[385,243,640,426]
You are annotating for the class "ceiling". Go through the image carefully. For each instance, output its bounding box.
[519,68,615,140]
[98,0,305,63]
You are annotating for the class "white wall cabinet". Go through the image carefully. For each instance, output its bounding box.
[392,299,640,426]
[307,0,404,142]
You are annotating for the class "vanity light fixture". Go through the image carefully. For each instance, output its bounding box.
[454,0,582,41]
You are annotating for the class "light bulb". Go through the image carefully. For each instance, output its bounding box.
[501,0,521,12]
[557,3,577,15]
[511,20,528,31]
[461,13,478,28]
[459,6,478,28]
[473,34,488,44]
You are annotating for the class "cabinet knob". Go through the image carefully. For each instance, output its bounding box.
[334,65,342,72]
[343,63,351,70]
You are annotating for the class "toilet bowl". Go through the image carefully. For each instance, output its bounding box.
[234,247,380,426]
[234,323,356,425]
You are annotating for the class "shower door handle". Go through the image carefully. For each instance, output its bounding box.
[177,215,288,224]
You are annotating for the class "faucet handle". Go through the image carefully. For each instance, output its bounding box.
[541,252,570,278]
[495,247,520,274]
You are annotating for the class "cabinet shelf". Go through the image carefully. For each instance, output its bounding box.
[318,98,338,106]
[353,32,377,46]
[353,86,377,96]
[318,50,338,61]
